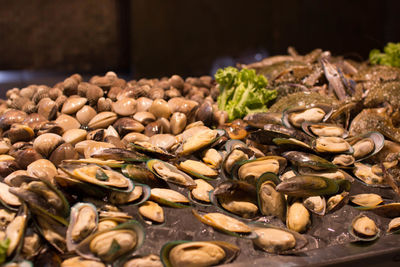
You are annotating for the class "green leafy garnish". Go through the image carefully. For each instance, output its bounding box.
[0,238,10,264]
[216,67,277,121]
[369,42,400,68]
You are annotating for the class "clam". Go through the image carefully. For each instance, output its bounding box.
[88,112,118,129]
[235,156,286,185]
[133,111,156,125]
[49,143,79,166]
[286,201,310,233]
[190,179,214,204]
[179,159,218,179]
[113,118,145,136]
[256,173,286,221]
[147,159,196,188]
[349,214,380,241]
[76,105,97,125]
[303,196,326,215]
[66,203,98,251]
[62,129,87,145]
[55,114,81,132]
[276,175,341,197]
[0,182,22,209]
[33,133,64,157]
[26,159,58,184]
[192,210,255,238]
[90,147,148,162]
[61,97,87,114]
[3,124,35,144]
[149,99,171,119]
[161,240,239,267]
[138,200,164,224]
[387,217,400,234]
[150,188,190,208]
[112,98,137,116]
[136,97,153,112]
[282,151,337,170]
[250,223,308,254]
[148,134,177,151]
[170,112,187,135]
[61,256,105,267]
[349,193,383,207]
[75,220,145,263]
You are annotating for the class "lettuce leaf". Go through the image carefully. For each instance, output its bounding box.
[369,42,400,68]
[216,67,277,121]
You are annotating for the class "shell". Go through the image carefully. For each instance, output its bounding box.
[150,188,190,208]
[349,193,383,207]
[147,159,196,188]
[349,214,380,242]
[178,159,218,180]
[303,196,326,215]
[276,175,340,197]
[88,112,118,129]
[61,97,87,114]
[286,201,310,233]
[138,200,164,224]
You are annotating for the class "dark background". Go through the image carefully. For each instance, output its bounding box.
[1,0,400,82]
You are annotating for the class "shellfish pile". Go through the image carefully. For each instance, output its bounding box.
[0,49,400,266]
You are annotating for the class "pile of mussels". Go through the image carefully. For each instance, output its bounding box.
[0,48,400,267]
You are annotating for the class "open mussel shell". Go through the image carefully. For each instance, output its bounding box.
[210,181,259,219]
[75,220,145,263]
[109,183,151,206]
[191,209,257,239]
[302,122,348,138]
[146,159,196,188]
[9,179,70,225]
[90,147,149,162]
[4,204,28,261]
[160,240,240,267]
[346,132,384,162]
[303,196,326,215]
[66,202,98,251]
[282,151,337,170]
[232,156,286,185]
[272,137,313,152]
[54,175,109,198]
[178,159,219,180]
[60,164,134,193]
[326,191,349,213]
[114,254,162,267]
[221,145,252,179]
[129,141,174,160]
[3,260,33,267]
[349,193,383,207]
[248,124,312,145]
[387,217,400,234]
[34,212,67,253]
[121,164,165,188]
[256,172,286,222]
[311,136,354,154]
[176,129,225,156]
[249,222,308,254]
[276,175,340,197]
[348,214,380,242]
[282,104,333,129]
[356,203,400,218]
[353,162,389,188]
[150,188,191,208]
[62,158,124,168]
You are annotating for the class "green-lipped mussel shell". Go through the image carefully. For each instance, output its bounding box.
[256,173,286,222]
[275,175,340,197]
[121,164,165,187]
[282,151,337,170]
[75,220,145,263]
[356,203,400,218]
[160,240,239,267]
[348,214,380,242]
[146,159,196,188]
[346,132,385,162]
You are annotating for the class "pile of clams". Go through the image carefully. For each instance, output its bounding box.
[0,48,400,266]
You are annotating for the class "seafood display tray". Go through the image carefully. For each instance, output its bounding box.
[118,178,400,267]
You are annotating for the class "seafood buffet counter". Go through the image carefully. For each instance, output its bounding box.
[1,48,400,266]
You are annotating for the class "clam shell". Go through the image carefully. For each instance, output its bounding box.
[61,97,87,114]
[112,98,137,116]
[88,112,118,129]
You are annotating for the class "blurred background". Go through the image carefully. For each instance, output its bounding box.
[1,0,400,94]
